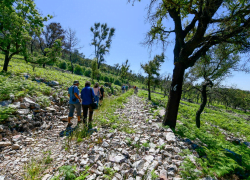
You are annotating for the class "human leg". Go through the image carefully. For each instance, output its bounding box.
[68,104,75,126]
[96,96,100,106]
[88,105,94,129]
[82,105,88,124]
[76,103,81,123]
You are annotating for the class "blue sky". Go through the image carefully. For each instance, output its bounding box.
[34,0,249,91]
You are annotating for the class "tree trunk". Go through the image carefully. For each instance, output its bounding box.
[98,61,101,69]
[148,79,151,100]
[195,84,208,128]
[70,52,74,74]
[43,63,46,68]
[31,42,34,55]
[163,63,185,129]
[24,56,28,63]
[3,53,10,72]
[2,45,11,72]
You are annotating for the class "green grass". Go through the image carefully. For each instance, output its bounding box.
[94,89,134,133]
[0,73,53,101]
[103,167,116,180]
[0,55,122,101]
[138,90,250,179]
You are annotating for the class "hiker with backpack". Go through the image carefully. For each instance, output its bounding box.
[100,85,105,102]
[122,85,125,93]
[81,81,96,129]
[67,80,82,127]
[93,82,102,106]
[134,86,138,95]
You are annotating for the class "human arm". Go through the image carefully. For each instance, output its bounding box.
[74,86,81,103]
[74,93,81,103]
[92,88,95,97]
[99,89,102,96]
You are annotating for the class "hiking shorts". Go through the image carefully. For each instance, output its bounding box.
[68,103,81,117]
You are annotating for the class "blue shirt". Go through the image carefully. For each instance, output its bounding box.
[81,86,95,105]
[68,86,80,104]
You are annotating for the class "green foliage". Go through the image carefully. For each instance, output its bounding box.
[90,23,115,69]
[0,75,52,101]
[71,123,90,142]
[150,170,159,180]
[103,167,116,180]
[104,75,110,82]
[190,44,240,82]
[84,68,92,77]
[59,60,67,69]
[0,106,16,123]
[91,59,100,80]
[0,0,51,71]
[37,96,50,107]
[23,160,42,180]
[142,142,150,148]
[75,166,90,180]
[94,90,134,133]
[58,165,76,180]
[44,39,63,64]
[141,54,164,100]
[120,59,130,81]
[125,137,132,146]
[43,151,53,164]
[180,158,201,180]
[114,79,121,86]
[138,90,250,179]
[74,64,84,75]
[156,144,165,150]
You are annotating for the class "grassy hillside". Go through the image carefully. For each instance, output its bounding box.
[0,54,127,101]
[139,90,250,179]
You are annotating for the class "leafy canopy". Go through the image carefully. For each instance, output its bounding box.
[132,0,250,68]
[190,43,240,83]
[141,53,165,79]
[0,0,51,55]
[90,23,115,68]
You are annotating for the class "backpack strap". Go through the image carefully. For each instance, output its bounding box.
[90,87,94,103]
[72,85,75,95]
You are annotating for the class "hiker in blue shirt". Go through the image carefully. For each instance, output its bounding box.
[68,80,82,126]
[81,81,95,129]
[122,85,125,93]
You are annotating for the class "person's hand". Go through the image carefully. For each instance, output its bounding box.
[78,99,82,103]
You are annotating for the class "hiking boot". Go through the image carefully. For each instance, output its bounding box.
[67,122,73,127]
[77,120,82,124]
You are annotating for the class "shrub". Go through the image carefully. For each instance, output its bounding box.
[104,76,110,82]
[0,106,16,123]
[110,77,114,83]
[74,65,84,75]
[59,61,67,69]
[114,79,121,86]
[67,63,73,72]
[84,68,92,77]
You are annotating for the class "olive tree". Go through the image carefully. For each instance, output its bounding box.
[90,23,115,69]
[131,0,250,128]
[120,59,130,82]
[0,0,51,72]
[188,43,240,128]
[141,54,164,100]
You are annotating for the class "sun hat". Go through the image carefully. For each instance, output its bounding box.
[73,80,79,85]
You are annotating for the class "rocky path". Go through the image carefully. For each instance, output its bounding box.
[0,95,191,180]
